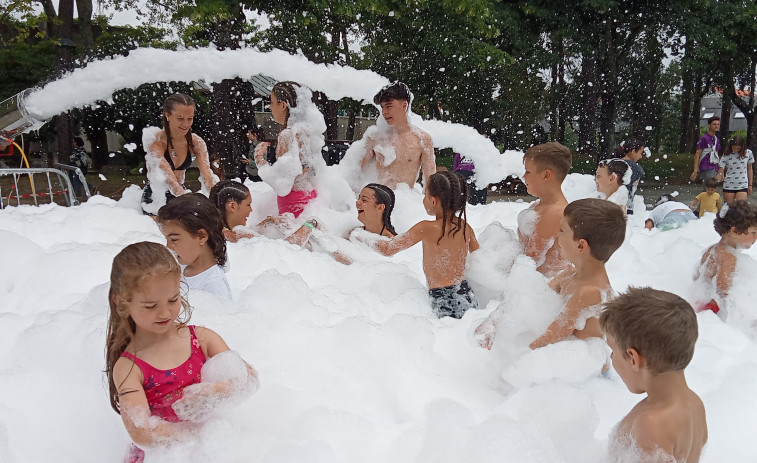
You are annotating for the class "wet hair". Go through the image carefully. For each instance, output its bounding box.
[713,200,757,236]
[523,142,572,182]
[162,93,196,153]
[74,136,85,148]
[708,116,720,125]
[209,180,250,229]
[427,171,468,244]
[364,183,397,236]
[563,198,626,262]
[157,193,227,267]
[614,138,645,158]
[271,81,301,127]
[105,241,191,414]
[598,159,629,185]
[600,287,698,373]
[725,134,748,159]
[704,177,718,189]
[249,124,264,139]
[373,82,412,105]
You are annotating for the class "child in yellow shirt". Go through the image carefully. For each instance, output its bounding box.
[689,178,722,216]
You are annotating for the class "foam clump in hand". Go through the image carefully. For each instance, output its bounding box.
[172,350,258,422]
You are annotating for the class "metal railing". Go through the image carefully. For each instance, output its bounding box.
[0,167,78,209]
[54,163,91,200]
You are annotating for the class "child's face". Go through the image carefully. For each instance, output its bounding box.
[607,334,643,394]
[123,271,182,335]
[164,104,195,136]
[522,159,545,196]
[732,226,757,249]
[556,216,579,262]
[227,193,253,229]
[270,92,287,125]
[380,99,408,126]
[731,144,741,153]
[356,188,384,225]
[706,187,716,195]
[160,219,206,266]
[594,166,615,195]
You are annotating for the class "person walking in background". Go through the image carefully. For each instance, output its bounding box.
[690,116,721,183]
[240,125,263,182]
[717,135,753,203]
[617,138,645,215]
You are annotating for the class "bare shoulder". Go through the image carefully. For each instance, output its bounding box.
[149,131,168,154]
[113,354,143,386]
[629,408,678,454]
[193,325,230,358]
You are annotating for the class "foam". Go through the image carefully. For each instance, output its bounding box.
[0,174,756,462]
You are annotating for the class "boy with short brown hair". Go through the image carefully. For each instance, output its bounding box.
[518,142,573,276]
[601,287,708,463]
[477,198,625,349]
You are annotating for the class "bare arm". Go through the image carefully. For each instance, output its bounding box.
[365,222,426,256]
[714,252,736,299]
[688,198,699,209]
[361,136,377,169]
[193,135,216,191]
[468,228,479,253]
[716,167,725,183]
[113,358,199,447]
[716,197,723,211]
[148,136,185,196]
[419,133,436,186]
[690,148,702,181]
[530,286,602,349]
[748,163,753,195]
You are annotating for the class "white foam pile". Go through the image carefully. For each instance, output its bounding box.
[1,173,756,462]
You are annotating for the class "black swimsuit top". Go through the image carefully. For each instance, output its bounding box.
[164,146,192,171]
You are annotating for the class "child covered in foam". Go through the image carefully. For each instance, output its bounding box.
[517,142,573,277]
[477,198,626,351]
[355,171,479,318]
[601,287,707,463]
[693,200,757,316]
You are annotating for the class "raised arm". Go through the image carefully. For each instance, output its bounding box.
[148,135,185,196]
[530,286,602,349]
[361,135,377,169]
[419,132,436,186]
[192,135,217,191]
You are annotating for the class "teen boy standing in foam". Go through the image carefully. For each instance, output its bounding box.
[361,82,436,189]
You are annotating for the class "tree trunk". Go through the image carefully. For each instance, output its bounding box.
[55,0,75,164]
[635,30,662,144]
[578,53,598,159]
[75,0,94,50]
[556,50,567,144]
[89,128,109,169]
[598,20,618,160]
[719,64,734,148]
[679,56,694,153]
[548,33,559,142]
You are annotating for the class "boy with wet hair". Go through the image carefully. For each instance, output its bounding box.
[361,82,436,189]
[601,287,707,463]
[528,198,626,349]
[518,142,573,276]
[477,198,625,349]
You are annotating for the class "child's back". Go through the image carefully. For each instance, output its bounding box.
[420,217,477,289]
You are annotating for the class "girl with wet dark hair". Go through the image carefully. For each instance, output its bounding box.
[209,179,318,246]
[141,93,217,214]
[616,138,646,215]
[595,159,630,213]
[695,200,757,315]
[157,193,231,299]
[354,171,480,319]
[355,183,397,237]
[253,81,323,218]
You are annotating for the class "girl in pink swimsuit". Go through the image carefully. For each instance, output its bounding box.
[105,242,258,462]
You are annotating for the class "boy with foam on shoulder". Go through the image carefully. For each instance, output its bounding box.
[601,287,708,463]
[688,177,722,217]
[477,199,625,349]
[517,142,573,277]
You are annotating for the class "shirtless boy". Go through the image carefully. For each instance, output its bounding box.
[477,199,625,349]
[601,287,708,463]
[529,198,625,349]
[518,142,572,276]
[361,82,436,189]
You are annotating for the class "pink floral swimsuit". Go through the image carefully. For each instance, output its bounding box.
[120,325,206,462]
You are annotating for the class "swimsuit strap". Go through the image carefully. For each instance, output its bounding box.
[119,325,202,375]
